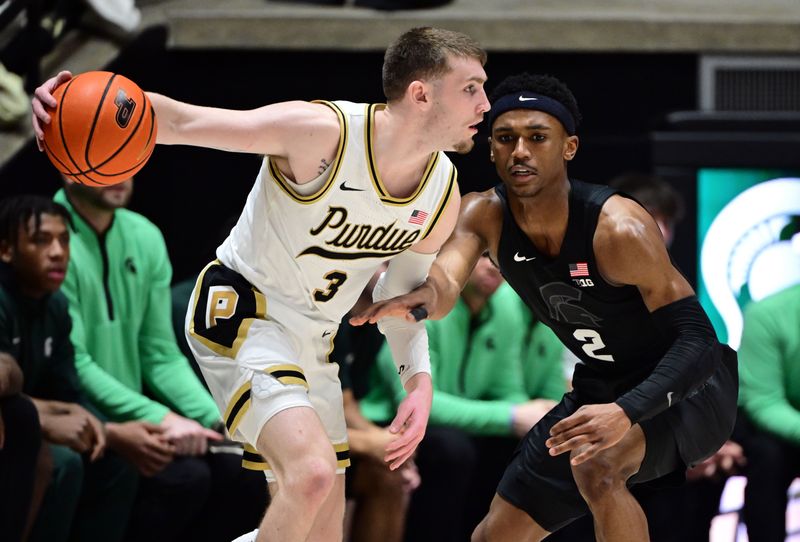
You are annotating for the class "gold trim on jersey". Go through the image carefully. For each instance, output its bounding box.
[324,328,338,364]
[266,100,347,205]
[240,442,351,472]
[242,443,269,471]
[365,103,439,206]
[223,381,252,435]
[421,164,457,240]
[265,364,309,389]
[188,261,268,359]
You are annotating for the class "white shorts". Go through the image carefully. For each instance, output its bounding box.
[185,261,350,481]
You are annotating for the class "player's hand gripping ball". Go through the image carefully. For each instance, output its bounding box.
[42,71,157,186]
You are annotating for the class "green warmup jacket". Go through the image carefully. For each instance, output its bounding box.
[360,283,565,436]
[0,271,82,403]
[54,190,219,427]
[739,283,800,445]
[502,285,567,402]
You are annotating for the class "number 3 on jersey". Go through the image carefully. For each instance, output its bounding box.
[573,329,615,362]
[313,271,348,302]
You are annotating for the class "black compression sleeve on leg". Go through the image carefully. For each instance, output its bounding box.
[615,296,723,425]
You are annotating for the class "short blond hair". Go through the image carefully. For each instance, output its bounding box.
[382,27,487,102]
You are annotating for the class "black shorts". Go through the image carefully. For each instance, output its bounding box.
[497,345,738,533]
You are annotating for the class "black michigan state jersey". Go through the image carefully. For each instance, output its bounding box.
[496,180,672,404]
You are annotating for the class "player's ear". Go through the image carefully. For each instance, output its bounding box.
[408,80,429,106]
[563,135,579,161]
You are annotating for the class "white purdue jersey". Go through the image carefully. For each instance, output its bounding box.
[216,100,457,323]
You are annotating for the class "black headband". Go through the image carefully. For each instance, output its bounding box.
[487,92,577,135]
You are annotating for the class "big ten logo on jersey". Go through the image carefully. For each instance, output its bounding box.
[572,278,594,288]
[206,285,238,328]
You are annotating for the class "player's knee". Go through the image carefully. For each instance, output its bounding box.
[571,454,624,502]
[284,455,337,507]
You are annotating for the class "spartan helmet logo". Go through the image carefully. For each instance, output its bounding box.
[114,89,136,129]
[700,177,800,348]
[539,282,603,328]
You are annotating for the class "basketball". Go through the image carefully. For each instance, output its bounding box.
[41,71,157,186]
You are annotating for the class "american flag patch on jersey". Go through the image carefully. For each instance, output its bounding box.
[569,262,589,277]
[408,209,429,225]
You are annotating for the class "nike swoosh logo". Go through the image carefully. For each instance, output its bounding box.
[340,181,364,192]
[518,96,538,102]
[667,391,674,407]
[513,252,536,262]
[322,330,333,338]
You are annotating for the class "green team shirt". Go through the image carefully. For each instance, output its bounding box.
[739,283,800,445]
[54,190,219,426]
[0,277,82,403]
[360,283,565,436]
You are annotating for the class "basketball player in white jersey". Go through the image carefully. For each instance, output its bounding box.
[32,27,490,542]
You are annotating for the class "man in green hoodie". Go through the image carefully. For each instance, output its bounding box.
[738,282,800,542]
[54,179,267,541]
[361,254,565,541]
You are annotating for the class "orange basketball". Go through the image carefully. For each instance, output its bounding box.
[42,71,157,186]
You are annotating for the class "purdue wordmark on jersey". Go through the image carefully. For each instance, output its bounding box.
[300,206,421,259]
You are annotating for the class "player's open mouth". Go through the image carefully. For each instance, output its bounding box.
[510,165,537,177]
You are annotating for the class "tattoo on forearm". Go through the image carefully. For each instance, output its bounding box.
[318,158,331,175]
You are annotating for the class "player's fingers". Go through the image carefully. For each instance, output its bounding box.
[34,84,58,110]
[550,412,587,436]
[87,415,106,449]
[548,434,591,456]
[31,113,44,148]
[367,299,417,324]
[71,434,90,453]
[348,300,389,326]
[147,443,175,464]
[385,428,418,454]
[385,424,423,463]
[31,98,50,129]
[387,446,415,470]
[388,402,413,434]
[570,443,603,465]
[54,70,73,86]
[545,423,591,447]
[148,435,176,457]
[89,439,105,462]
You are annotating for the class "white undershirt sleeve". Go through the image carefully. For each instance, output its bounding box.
[373,250,437,387]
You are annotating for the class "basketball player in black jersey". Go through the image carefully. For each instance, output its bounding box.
[351,73,738,541]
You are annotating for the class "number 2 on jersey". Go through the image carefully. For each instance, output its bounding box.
[313,271,348,302]
[573,329,615,362]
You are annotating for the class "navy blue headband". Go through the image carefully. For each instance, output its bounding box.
[487,92,577,135]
